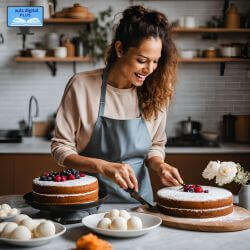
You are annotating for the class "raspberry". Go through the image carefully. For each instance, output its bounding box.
[55,175,61,182]
[61,176,67,182]
[80,172,85,177]
[194,186,203,193]
[68,174,75,180]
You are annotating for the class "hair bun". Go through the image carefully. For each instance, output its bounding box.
[123,5,146,21]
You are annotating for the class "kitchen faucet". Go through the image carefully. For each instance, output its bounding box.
[27,95,39,136]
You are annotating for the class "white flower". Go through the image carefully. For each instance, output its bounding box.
[215,161,237,186]
[202,161,220,180]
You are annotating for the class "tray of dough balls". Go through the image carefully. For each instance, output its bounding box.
[82,209,162,238]
[0,212,66,247]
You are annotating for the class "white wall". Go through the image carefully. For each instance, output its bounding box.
[0,0,249,137]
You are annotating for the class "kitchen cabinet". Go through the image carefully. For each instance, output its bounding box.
[0,154,61,195]
[0,155,15,195]
[149,153,250,199]
[1,152,249,197]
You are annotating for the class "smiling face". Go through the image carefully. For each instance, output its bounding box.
[108,37,162,89]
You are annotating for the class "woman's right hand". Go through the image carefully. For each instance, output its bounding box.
[95,159,138,192]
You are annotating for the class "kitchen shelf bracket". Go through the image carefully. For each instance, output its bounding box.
[46,62,57,76]
[220,62,226,76]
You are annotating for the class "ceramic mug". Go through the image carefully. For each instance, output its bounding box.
[184,16,196,28]
[54,47,67,58]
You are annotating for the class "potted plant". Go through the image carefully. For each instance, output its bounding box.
[202,161,250,209]
[78,7,113,63]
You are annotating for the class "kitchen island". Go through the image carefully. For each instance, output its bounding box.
[0,202,249,250]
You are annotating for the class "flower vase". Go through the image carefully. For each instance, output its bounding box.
[238,184,250,210]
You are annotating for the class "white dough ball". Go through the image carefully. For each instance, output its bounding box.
[20,218,38,231]
[110,217,127,230]
[1,204,11,213]
[1,222,18,238]
[97,218,111,229]
[8,208,19,217]
[127,216,142,230]
[35,220,55,237]
[104,209,120,220]
[119,210,131,220]
[0,222,8,234]
[10,225,32,240]
[0,210,7,218]
[14,214,30,224]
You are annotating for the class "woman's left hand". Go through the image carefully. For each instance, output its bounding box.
[157,162,183,186]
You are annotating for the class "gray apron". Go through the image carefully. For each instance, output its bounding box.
[80,70,153,203]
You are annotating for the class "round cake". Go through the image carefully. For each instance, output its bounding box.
[157,185,233,218]
[32,169,98,205]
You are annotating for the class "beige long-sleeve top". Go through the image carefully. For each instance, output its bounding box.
[51,68,167,166]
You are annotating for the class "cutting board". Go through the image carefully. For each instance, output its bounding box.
[133,205,250,232]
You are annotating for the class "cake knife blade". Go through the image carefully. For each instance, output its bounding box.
[126,188,158,212]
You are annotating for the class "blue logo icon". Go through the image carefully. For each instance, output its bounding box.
[7,6,44,27]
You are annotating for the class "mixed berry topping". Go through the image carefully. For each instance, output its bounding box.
[39,168,85,182]
[182,184,209,193]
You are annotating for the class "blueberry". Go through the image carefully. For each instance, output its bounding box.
[188,188,194,192]
[75,174,80,179]
[47,176,53,181]
[39,176,46,181]
[204,190,209,193]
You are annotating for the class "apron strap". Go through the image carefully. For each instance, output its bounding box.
[98,70,108,117]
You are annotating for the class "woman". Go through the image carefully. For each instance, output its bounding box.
[51,5,183,203]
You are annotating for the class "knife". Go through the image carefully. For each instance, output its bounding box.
[126,188,158,211]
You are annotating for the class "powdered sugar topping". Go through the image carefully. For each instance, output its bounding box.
[157,186,232,201]
[33,175,97,187]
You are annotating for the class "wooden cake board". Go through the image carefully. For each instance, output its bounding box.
[133,205,250,232]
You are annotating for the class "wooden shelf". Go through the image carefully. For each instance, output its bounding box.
[15,56,90,62]
[178,58,250,63]
[15,56,90,76]
[44,17,95,24]
[172,27,250,33]
[15,56,250,64]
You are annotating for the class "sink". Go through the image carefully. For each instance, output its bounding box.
[0,130,22,143]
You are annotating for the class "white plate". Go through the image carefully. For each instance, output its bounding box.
[82,212,162,238]
[0,221,66,247]
[0,209,21,221]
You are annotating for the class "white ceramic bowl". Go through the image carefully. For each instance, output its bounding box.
[201,131,219,142]
[82,212,162,238]
[31,50,46,58]
[0,221,66,247]
[179,49,197,59]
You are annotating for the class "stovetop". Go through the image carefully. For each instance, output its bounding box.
[166,135,220,147]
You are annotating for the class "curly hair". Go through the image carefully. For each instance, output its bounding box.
[105,5,178,120]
